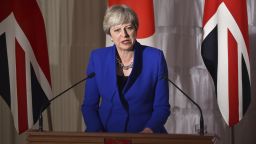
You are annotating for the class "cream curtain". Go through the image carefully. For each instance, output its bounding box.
[0,0,255,144]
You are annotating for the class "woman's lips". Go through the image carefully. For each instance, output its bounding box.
[121,40,131,44]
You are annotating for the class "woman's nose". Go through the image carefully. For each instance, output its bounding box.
[120,29,129,37]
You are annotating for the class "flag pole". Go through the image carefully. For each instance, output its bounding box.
[231,126,235,144]
[47,107,53,131]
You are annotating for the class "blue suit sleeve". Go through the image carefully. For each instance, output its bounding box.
[81,51,104,132]
[145,51,170,132]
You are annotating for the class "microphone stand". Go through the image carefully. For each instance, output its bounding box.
[165,77,204,135]
[38,72,95,131]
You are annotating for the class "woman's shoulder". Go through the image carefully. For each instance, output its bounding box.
[92,46,112,53]
[136,42,163,55]
[90,46,113,57]
[140,45,164,58]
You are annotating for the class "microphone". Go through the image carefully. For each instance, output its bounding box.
[38,72,95,131]
[164,76,205,135]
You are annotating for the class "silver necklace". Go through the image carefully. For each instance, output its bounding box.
[116,58,133,70]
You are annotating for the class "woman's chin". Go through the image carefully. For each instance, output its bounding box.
[118,45,134,51]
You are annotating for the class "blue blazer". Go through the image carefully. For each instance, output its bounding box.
[82,42,170,133]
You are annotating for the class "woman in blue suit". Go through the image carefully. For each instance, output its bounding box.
[81,5,170,133]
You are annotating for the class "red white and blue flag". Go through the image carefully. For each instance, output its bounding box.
[107,0,156,47]
[201,0,251,126]
[0,0,52,133]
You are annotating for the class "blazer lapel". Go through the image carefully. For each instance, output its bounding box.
[105,45,118,99]
[123,42,142,94]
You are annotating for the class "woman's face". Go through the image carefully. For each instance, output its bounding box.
[109,23,137,51]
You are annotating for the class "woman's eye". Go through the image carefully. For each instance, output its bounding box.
[114,29,121,32]
[127,26,134,30]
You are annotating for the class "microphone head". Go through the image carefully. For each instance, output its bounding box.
[87,72,96,78]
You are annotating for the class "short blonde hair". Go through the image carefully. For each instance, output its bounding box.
[103,5,139,35]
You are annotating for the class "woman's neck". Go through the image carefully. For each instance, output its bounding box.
[116,49,134,65]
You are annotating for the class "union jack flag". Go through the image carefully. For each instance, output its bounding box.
[0,0,52,133]
[201,0,251,126]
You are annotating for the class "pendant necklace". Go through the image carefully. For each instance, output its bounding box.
[116,58,133,70]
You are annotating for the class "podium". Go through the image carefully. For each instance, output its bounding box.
[27,131,215,144]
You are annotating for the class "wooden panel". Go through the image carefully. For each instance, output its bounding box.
[27,131,215,144]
